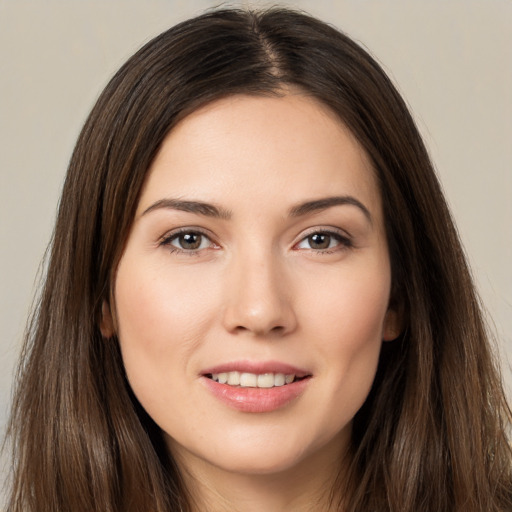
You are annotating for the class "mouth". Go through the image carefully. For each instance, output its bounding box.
[205,371,309,388]
[200,363,312,412]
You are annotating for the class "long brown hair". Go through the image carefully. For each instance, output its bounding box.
[6,7,511,511]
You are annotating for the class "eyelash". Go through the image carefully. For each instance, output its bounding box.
[159,228,216,255]
[294,228,353,255]
[159,228,353,255]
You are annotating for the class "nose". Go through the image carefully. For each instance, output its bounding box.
[221,250,297,337]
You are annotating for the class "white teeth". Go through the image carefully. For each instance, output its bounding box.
[227,371,240,385]
[240,372,258,387]
[257,373,274,388]
[274,373,285,387]
[210,371,297,388]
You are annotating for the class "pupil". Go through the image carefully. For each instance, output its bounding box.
[310,233,330,249]
[180,233,201,250]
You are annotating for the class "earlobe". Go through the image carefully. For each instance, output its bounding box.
[100,300,115,338]
[382,308,402,341]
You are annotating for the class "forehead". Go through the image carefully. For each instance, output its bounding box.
[138,93,381,219]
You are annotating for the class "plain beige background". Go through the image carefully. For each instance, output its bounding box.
[1,0,511,491]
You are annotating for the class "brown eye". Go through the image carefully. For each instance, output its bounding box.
[177,232,203,250]
[307,233,331,250]
[162,230,212,253]
[295,230,351,252]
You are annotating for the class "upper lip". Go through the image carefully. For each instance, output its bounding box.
[201,360,311,378]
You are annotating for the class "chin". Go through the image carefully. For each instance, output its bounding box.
[166,422,348,478]
[199,455,308,479]
[214,447,308,476]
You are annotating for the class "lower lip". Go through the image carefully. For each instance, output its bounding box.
[201,377,310,413]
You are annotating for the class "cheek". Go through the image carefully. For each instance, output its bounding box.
[112,260,218,400]
[115,256,217,339]
[300,258,391,349]
[299,261,390,412]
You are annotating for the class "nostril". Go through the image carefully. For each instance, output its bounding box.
[222,291,297,336]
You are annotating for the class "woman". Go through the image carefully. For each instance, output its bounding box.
[6,7,511,512]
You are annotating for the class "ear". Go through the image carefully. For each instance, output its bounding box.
[100,300,115,338]
[382,306,403,342]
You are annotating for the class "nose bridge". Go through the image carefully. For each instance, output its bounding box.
[222,241,296,336]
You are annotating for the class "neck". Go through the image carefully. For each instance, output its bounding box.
[173,437,349,512]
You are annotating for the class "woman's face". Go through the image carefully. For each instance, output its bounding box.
[103,93,399,478]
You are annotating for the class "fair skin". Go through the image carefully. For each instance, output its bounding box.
[102,93,400,511]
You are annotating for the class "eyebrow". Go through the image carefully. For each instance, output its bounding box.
[288,196,372,224]
[141,195,372,223]
[142,198,232,220]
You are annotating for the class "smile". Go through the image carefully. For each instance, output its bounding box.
[208,371,298,388]
[201,363,312,413]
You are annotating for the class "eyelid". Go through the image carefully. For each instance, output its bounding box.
[297,226,353,242]
[159,227,219,253]
[298,225,352,239]
[293,226,353,252]
[157,225,353,255]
